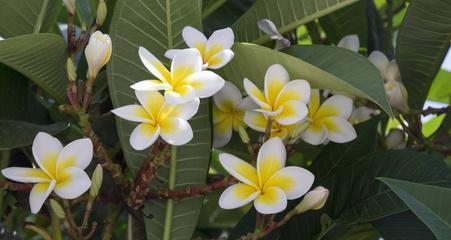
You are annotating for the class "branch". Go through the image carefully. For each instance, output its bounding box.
[421,106,450,116]
[148,176,238,200]
[0,179,32,191]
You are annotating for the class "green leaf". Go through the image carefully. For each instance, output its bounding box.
[281,150,451,240]
[396,0,451,109]
[107,1,210,239]
[0,34,68,103]
[231,0,359,44]
[378,178,451,240]
[0,0,62,37]
[428,70,451,104]
[319,0,368,47]
[0,120,68,150]
[220,43,392,116]
[372,211,436,240]
[202,0,255,35]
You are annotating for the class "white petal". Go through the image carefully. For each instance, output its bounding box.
[264,64,290,105]
[206,49,234,69]
[257,137,286,186]
[219,153,259,188]
[257,19,281,37]
[170,48,202,77]
[182,26,208,49]
[273,100,308,125]
[275,80,311,106]
[337,34,360,52]
[54,167,91,199]
[135,90,165,120]
[219,183,260,209]
[254,106,283,117]
[213,81,243,112]
[111,105,151,122]
[316,95,353,119]
[320,117,357,143]
[165,97,200,120]
[57,138,93,171]
[243,111,267,132]
[207,27,234,51]
[138,47,170,82]
[164,86,197,105]
[2,167,50,183]
[385,60,401,82]
[185,71,225,98]
[29,180,55,214]
[236,96,258,111]
[213,117,233,148]
[254,187,287,214]
[266,166,314,199]
[159,118,193,145]
[130,80,171,91]
[301,124,328,145]
[368,51,389,78]
[243,78,269,108]
[130,123,160,150]
[32,132,63,178]
[164,49,182,59]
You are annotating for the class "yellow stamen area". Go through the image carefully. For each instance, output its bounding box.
[33,182,51,193]
[232,184,257,200]
[265,173,295,193]
[317,117,338,133]
[235,162,259,187]
[258,156,282,187]
[26,169,51,181]
[172,65,195,87]
[194,42,206,56]
[55,169,72,188]
[255,187,279,205]
[152,61,171,82]
[204,44,223,62]
[266,79,285,106]
[41,152,59,179]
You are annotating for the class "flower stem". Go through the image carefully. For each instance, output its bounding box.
[25,224,53,240]
[263,118,273,143]
[49,205,63,240]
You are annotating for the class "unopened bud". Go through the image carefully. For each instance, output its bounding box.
[257,19,290,50]
[295,186,329,214]
[238,125,250,144]
[66,58,77,81]
[63,0,75,15]
[337,34,359,53]
[385,80,409,113]
[96,0,107,26]
[385,129,406,149]
[349,106,380,124]
[89,164,103,197]
[50,199,65,219]
[85,31,112,79]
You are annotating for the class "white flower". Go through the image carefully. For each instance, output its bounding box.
[337,34,360,52]
[111,91,199,150]
[165,26,235,69]
[349,106,381,124]
[213,81,257,148]
[218,138,314,214]
[295,186,329,214]
[244,64,310,125]
[385,128,406,149]
[85,31,112,79]
[1,133,93,213]
[131,48,224,105]
[301,90,357,145]
[257,19,291,50]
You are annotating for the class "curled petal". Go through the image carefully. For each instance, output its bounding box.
[2,167,50,183]
[219,153,259,188]
[273,100,308,125]
[257,137,286,186]
[266,166,314,200]
[30,180,56,214]
[205,27,234,59]
[243,78,269,108]
[130,123,160,150]
[130,80,172,91]
[138,47,171,81]
[164,49,182,59]
[219,183,259,209]
[185,71,225,98]
[254,187,287,214]
[159,118,193,145]
[54,167,91,199]
[276,80,311,106]
[164,85,196,105]
[57,138,93,171]
[111,105,151,123]
[318,117,357,143]
[243,111,267,132]
[32,132,63,178]
[207,49,234,69]
[164,97,200,120]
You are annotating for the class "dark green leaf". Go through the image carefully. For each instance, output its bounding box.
[396,0,451,109]
[202,0,255,35]
[372,211,436,240]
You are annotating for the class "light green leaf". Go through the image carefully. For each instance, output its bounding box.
[378,178,451,240]
[428,70,451,104]
[107,1,210,240]
[0,34,67,103]
[220,43,392,116]
[231,0,358,44]
[0,120,69,150]
[0,0,62,37]
[396,0,451,109]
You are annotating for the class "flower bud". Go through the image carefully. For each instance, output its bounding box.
[337,34,359,53]
[385,80,409,113]
[66,58,77,82]
[368,51,389,79]
[96,0,107,26]
[295,186,329,214]
[349,106,380,124]
[238,125,250,144]
[85,31,112,79]
[89,164,103,197]
[385,129,406,149]
[63,0,75,15]
[50,199,65,219]
[257,19,290,50]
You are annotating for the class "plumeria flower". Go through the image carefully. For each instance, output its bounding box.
[85,31,112,79]
[337,34,359,52]
[131,48,224,105]
[368,51,409,113]
[244,64,310,125]
[111,90,199,150]
[1,133,92,214]
[257,19,291,50]
[218,137,314,214]
[213,81,257,148]
[244,111,301,141]
[165,26,235,69]
[301,90,356,145]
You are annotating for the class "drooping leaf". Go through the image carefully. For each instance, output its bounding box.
[0,0,62,37]
[0,120,69,150]
[319,0,368,47]
[372,211,436,240]
[231,0,359,44]
[378,178,451,240]
[220,43,392,116]
[107,1,210,239]
[396,0,451,109]
[0,34,68,103]
[280,150,451,240]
